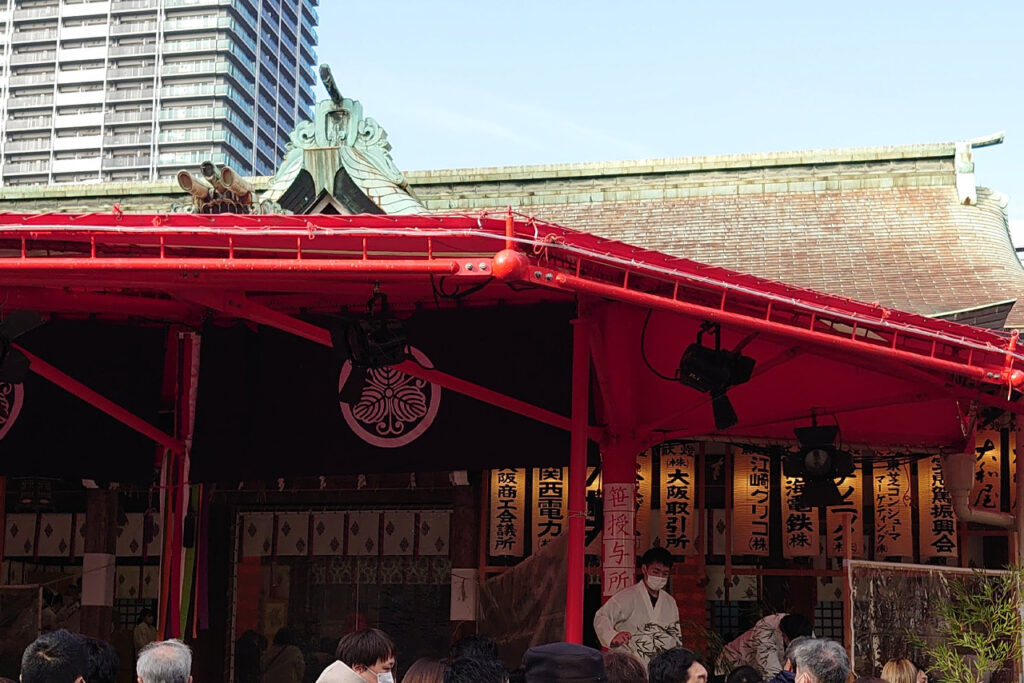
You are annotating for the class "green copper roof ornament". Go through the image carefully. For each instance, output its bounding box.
[260,63,425,215]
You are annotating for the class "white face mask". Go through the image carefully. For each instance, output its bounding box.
[376,674,395,683]
[646,575,668,591]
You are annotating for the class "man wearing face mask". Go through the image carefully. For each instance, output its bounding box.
[593,547,682,667]
[315,628,396,683]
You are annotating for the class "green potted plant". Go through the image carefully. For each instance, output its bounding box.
[911,566,1023,683]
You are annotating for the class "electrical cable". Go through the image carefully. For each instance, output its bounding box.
[640,309,678,382]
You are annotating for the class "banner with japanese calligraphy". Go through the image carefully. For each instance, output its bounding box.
[602,482,636,597]
[636,449,654,552]
[490,468,526,557]
[532,467,568,549]
[873,460,913,558]
[780,475,819,558]
[917,455,958,560]
[732,449,771,556]
[660,442,699,555]
[826,465,864,558]
[972,429,1003,514]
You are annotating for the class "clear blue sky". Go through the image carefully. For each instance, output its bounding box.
[315,0,1023,225]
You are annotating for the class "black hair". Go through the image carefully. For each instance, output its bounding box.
[80,636,120,683]
[640,546,674,569]
[137,608,155,625]
[273,628,301,647]
[727,665,762,683]
[444,657,508,683]
[335,628,396,669]
[21,630,86,683]
[450,634,499,662]
[779,614,813,641]
[649,648,701,683]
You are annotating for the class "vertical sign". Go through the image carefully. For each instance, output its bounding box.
[602,482,635,597]
[780,474,819,558]
[660,442,699,555]
[635,450,654,552]
[532,467,568,549]
[489,468,525,557]
[918,455,957,560]
[733,450,770,556]
[972,429,1002,513]
[873,459,913,558]
[826,465,863,558]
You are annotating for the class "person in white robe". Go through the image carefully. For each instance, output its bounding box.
[594,547,682,667]
[716,612,813,679]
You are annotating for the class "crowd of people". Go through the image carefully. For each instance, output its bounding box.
[7,547,929,683]
[11,626,867,683]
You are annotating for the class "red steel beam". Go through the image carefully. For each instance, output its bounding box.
[0,258,462,274]
[565,317,590,644]
[178,292,599,437]
[14,344,183,453]
[529,268,1013,388]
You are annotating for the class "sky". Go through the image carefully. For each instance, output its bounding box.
[314,1,1023,234]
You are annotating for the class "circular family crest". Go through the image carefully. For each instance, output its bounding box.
[338,347,441,448]
[0,381,24,441]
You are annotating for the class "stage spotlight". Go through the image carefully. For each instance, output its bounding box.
[676,322,755,430]
[783,422,855,507]
[333,288,409,405]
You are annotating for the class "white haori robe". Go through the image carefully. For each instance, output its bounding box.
[593,580,682,666]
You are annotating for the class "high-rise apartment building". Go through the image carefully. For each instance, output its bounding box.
[0,0,318,186]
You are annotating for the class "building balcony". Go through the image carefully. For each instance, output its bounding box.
[106,66,156,80]
[9,73,54,87]
[110,0,160,12]
[102,155,150,169]
[106,88,153,102]
[103,133,153,147]
[11,29,57,44]
[11,50,55,65]
[108,43,157,57]
[111,21,158,35]
[4,139,52,153]
[104,110,154,125]
[3,160,51,175]
[13,6,58,21]
[5,116,53,130]
[6,95,54,110]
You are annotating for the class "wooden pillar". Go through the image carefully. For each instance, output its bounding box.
[449,475,479,642]
[80,488,118,640]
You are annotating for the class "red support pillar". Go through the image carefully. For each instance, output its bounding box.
[565,317,591,643]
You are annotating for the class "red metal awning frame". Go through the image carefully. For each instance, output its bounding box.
[3,209,1024,643]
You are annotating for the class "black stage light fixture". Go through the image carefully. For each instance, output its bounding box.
[0,310,45,383]
[333,288,409,405]
[783,421,855,507]
[676,322,755,430]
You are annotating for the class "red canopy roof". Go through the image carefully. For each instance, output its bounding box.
[0,210,1019,451]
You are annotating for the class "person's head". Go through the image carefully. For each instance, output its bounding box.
[522,643,606,682]
[908,662,928,683]
[880,660,917,683]
[602,650,647,683]
[20,630,86,683]
[450,635,499,662]
[335,629,396,683]
[138,609,155,626]
[273,628,301,647]
[403,658,449,683]
[80,636,120,683]
[445,657,508,683]
[639,547,673,593]
[649,648,706,683]
[779,615,813,646]
[784,637,813,672]
[136,639,193,683]
[726,666,761,683]
[791,639,850,683]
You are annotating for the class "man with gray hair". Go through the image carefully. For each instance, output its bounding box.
[137,640,193,683]
[791,639,850,683]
